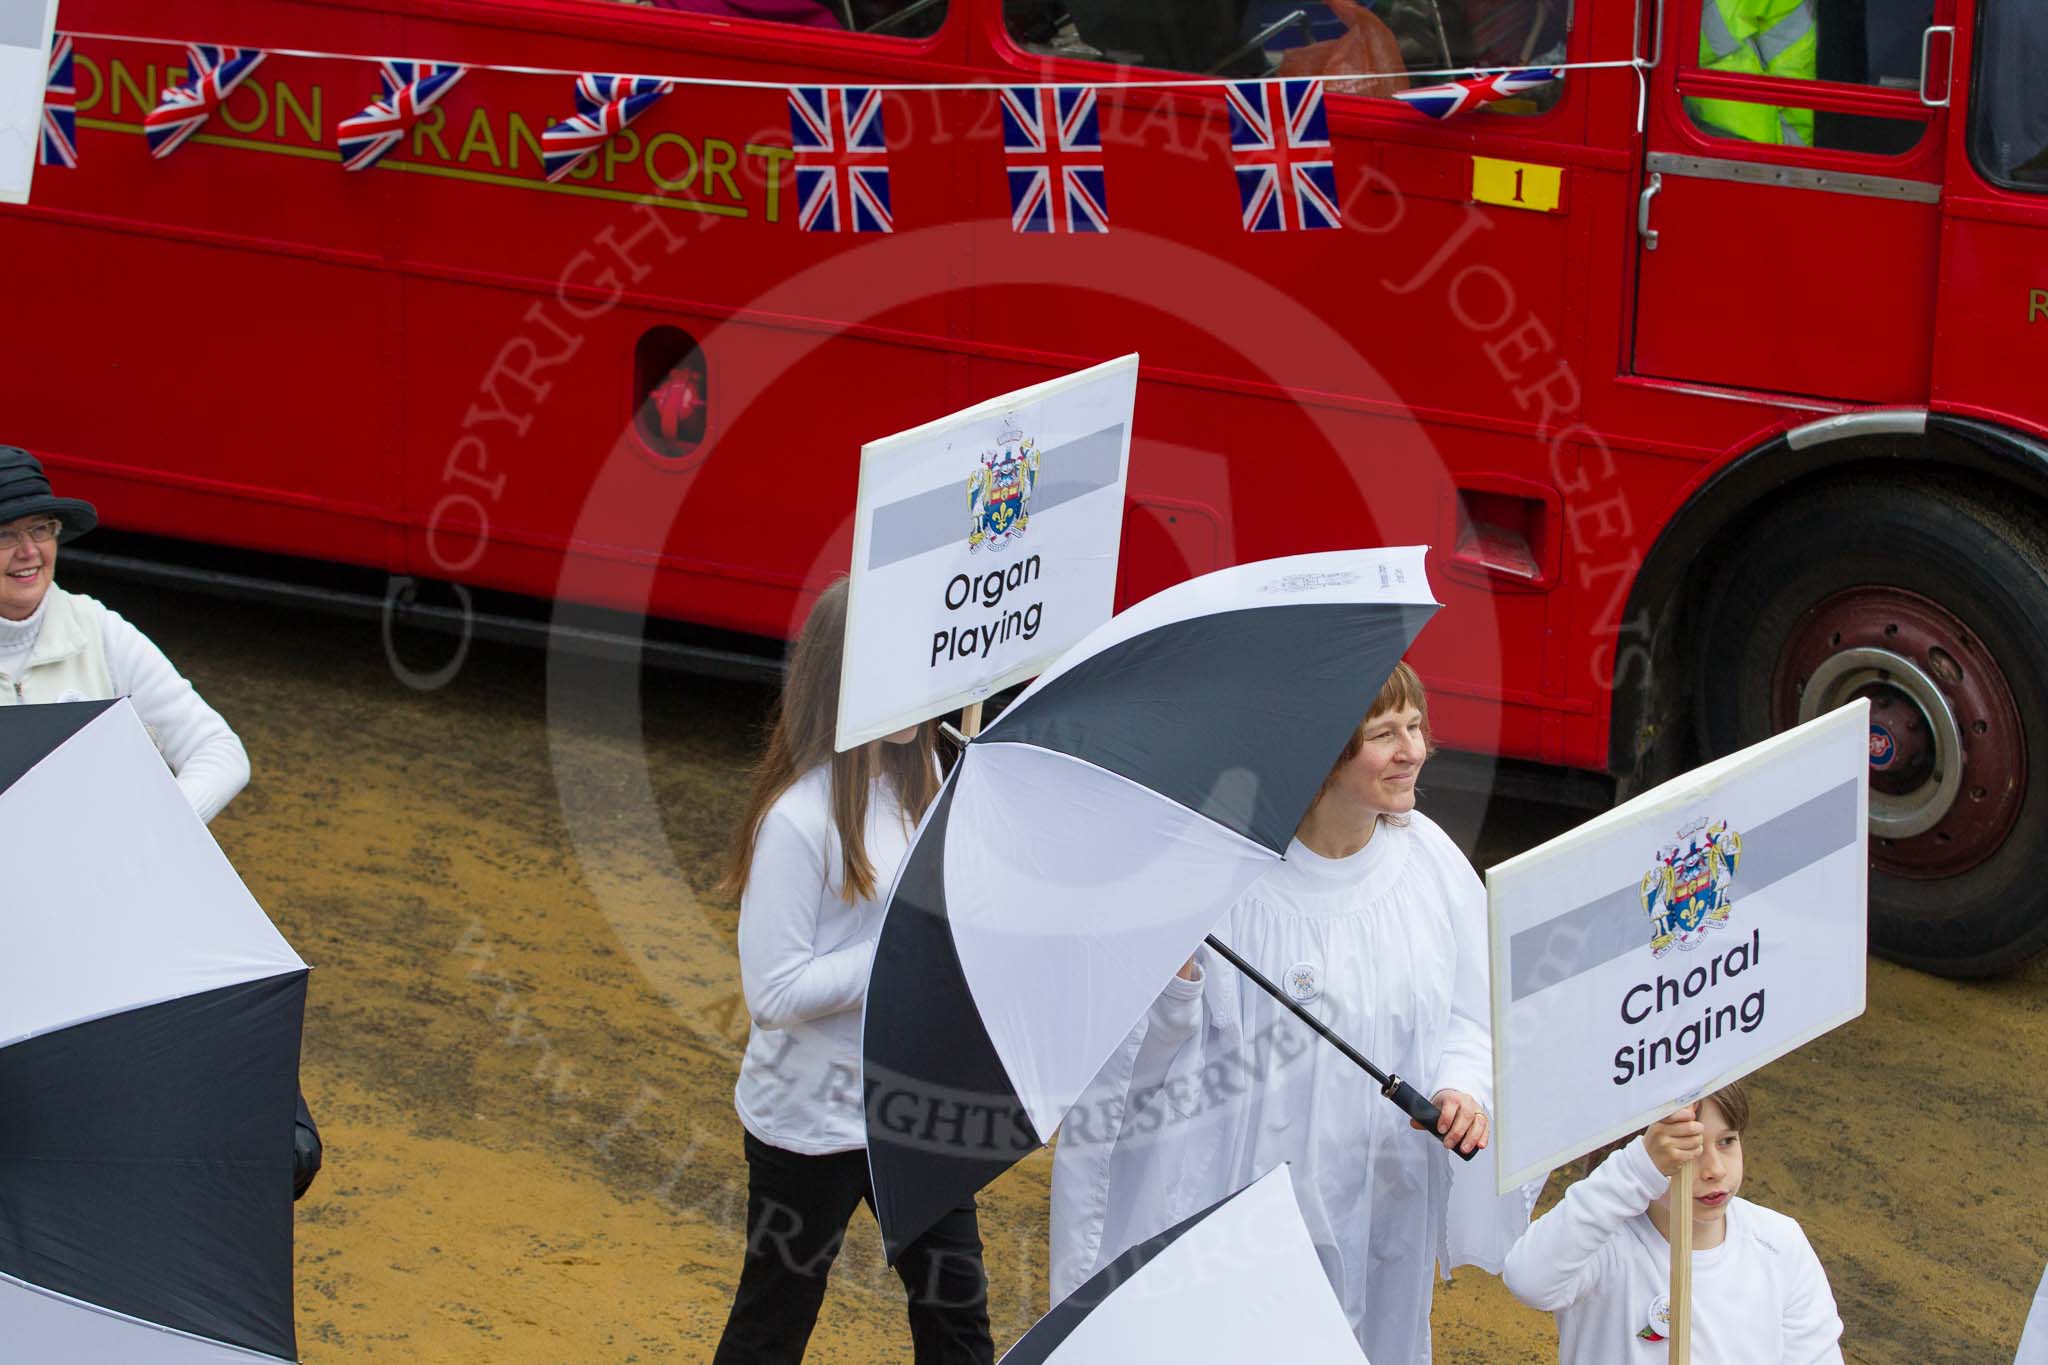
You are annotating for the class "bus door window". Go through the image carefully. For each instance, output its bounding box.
[1969,0,2048,191]
[1003,0,1567,111]
[1686,0,1933,154]
[1636,0,1953,405]
[1928,0,2048,422]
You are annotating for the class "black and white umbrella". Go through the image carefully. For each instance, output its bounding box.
[864,547,1441,1259]
[0,700,308,1364]
[1000,1164,1368,1363]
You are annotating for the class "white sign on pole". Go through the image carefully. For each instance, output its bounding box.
[837,354,1137,752]
[1,0,60,206]
[1488,699,1870,1191]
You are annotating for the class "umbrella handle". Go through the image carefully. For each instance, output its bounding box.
[1203,936,1479,1162]
[1383,1075,1478,1163]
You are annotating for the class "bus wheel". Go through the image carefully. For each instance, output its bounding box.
[1694,481,2048,976]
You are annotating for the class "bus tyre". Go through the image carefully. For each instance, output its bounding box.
[1694,481,2048,977]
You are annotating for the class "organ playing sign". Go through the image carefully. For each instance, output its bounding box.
[836,355,1136,751]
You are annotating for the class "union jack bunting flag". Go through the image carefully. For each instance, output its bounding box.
[1393,67,1561,120]
[338,61,467,172]
[999,86,1108,234]
[1226,79,1339,233]
[39,35,77,169]
[144,45,267,159]
[542,74,672,183]
[788,87,892,234]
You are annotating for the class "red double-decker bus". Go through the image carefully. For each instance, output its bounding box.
[4,0,2044,973]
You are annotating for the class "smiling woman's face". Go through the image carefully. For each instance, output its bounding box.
[0,514,58,622]
[1324,704,1428,816]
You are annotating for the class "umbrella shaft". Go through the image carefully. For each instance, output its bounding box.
[1201,934,1393,1089]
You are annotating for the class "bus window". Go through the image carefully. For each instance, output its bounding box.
[1970,0,2048,191]
[1686,0,1930,154]
[629,0,947,37]
[1006,0,1567,114]
[1377,0,1567,72]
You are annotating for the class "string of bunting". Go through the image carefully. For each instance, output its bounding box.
[142,45,266,158]
[52,26,1633,95]
[38,28,1619,232]
[543,74,675,183]
[338,61,467,171]
[38,35,76,168]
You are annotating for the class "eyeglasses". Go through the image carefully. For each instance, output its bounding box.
[0,519,61,553]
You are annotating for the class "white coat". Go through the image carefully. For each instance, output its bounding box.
[0,586,249,822]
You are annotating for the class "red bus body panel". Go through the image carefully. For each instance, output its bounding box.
[3,0,2041,777]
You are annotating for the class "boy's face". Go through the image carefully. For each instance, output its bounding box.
[1655,1098,1745,1229]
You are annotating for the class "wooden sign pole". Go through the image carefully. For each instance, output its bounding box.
[1668,1161,1694,1364]
[961,702,984,740]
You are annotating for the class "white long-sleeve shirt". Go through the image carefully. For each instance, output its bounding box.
[1503,1138,1845,1365]
[1051,811,1533,1364]
[0,586,249,823]
[733,763,915,1155]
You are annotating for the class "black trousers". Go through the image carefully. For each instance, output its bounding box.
[712,1131,994,1364]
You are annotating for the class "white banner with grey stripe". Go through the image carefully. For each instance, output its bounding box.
[838,355,1136,750]
[1486,700,1870,1191]
[1,0,59,205]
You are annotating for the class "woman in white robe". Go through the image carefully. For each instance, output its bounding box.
[1050,662,1533,1364]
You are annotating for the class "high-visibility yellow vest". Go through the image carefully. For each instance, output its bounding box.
[1689,0,1818,146]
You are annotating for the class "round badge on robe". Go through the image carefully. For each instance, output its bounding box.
[1285,961,1320,1003]
[1637,1293,1671,1343]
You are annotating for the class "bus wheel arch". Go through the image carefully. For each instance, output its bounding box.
[1611,415,2048,976]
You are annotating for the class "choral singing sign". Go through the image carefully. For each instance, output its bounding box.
[1,0,60,204]
[1487,700,1870,1191]
[837,354,1136,751]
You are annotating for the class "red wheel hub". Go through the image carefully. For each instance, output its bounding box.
[1771,587,2024,879]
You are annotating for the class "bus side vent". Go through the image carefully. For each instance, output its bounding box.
[1446,483,1557,588]
[634,327,708,460]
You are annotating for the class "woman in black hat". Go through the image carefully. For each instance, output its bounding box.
[0,445,249,822]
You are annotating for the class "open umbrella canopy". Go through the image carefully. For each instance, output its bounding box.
[865,547,1438,1260]
[1000,1163,1368,1363]
[0,700,308,1364]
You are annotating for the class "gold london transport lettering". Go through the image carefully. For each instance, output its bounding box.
[70,54,793,221]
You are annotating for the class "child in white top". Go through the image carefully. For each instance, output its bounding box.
[711,579,992,1365]
[1503,1081,1844,1364]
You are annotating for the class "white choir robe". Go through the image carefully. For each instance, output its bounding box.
[2019,1262,2048,1365]
[1051,812,1536,1365]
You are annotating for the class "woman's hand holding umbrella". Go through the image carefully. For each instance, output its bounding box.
[1417,1088,1489,1157]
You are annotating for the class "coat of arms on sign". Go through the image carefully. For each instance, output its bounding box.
[1641,818,1743,958]
[967,416,1039,552]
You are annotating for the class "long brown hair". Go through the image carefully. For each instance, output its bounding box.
[722,579,943,903]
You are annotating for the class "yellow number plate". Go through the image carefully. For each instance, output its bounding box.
[1472,157,1564,213]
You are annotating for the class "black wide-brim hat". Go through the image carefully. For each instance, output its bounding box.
[0,446,97,542]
